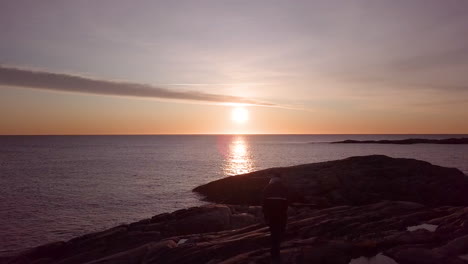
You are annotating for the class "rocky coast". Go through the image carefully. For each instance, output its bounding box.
[3,155,468,264]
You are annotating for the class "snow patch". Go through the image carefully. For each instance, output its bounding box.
[177,239,188,245]
[406,224,438,232]
[349,253,399,264]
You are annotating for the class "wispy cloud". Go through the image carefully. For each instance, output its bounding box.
[161,83,271,86]
[0,66,274,106]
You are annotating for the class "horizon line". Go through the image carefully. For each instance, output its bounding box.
[1,133,467,136]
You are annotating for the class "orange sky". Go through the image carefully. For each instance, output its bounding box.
[1,1,468,135]
[1,86,467,135]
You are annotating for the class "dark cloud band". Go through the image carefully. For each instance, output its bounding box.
[0,66,273,106]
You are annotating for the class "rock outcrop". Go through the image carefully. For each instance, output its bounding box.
[194,155,468,207]
[4,201,468,264]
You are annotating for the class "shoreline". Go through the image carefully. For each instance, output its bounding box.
[4,155,468,264]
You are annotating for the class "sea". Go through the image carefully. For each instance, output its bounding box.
[1,134,467,255]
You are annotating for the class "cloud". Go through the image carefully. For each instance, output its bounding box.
[0,66,274,106]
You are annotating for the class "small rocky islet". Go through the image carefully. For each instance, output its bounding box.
[330,137,468,145]
[4,155,468,264]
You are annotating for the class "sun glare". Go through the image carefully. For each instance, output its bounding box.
[231,107,249,124]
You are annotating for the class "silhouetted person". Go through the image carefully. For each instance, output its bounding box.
[262,175,289,264]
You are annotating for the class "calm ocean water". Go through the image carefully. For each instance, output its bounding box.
[1,134,467,254]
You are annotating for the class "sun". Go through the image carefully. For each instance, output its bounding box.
[231,107,249,124]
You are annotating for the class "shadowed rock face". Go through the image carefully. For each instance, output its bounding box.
[5,201,468,264]
[194,155,468,207]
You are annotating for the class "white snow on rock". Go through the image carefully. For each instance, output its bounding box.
[177,239,188,245]
[406,223,438,232]
[349,253,399,264]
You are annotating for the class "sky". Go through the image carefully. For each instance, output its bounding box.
[1,0,468,134]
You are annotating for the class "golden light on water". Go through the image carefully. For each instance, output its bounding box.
[223,135,254,176]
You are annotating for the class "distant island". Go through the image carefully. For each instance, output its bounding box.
[331,137,468,145]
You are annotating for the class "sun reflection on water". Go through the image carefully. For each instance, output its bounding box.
[223,136,254,176]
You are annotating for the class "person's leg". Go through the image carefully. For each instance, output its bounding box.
[271,211,287,263]
[270,224,281,261]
